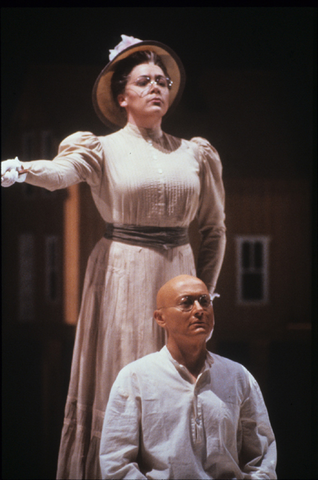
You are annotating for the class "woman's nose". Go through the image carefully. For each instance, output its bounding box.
[142,81,161,97]
[149,81,161,92]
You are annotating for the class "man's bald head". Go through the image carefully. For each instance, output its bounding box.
[156,275,209,309]
[154,275,214,345]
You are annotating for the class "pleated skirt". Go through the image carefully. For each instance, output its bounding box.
[56,237,196,479]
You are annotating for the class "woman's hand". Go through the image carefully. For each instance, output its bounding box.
[1,157,27,187]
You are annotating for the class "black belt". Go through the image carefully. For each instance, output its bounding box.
[104,223,189,250]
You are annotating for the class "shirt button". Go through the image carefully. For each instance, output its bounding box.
[158,169,163,174]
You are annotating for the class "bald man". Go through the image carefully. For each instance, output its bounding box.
[100,275,277,479]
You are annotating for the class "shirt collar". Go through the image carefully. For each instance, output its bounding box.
[161,345,214,381]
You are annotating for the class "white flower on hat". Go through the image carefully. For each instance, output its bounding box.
[109,34,142,61]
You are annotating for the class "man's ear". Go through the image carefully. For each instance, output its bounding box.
[154,310,166,329]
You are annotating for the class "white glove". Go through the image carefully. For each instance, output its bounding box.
[1,157,27,187]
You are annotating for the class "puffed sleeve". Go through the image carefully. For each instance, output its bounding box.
[190,137,226,293]
[22,131,103,191]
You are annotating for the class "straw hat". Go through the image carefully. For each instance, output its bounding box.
[92,35,186,130]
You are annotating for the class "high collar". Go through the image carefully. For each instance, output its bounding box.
[124,122,164,142]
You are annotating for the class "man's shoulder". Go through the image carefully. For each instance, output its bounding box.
[208,352,257,399]
[118,350,164,377]
[209,351,250,376]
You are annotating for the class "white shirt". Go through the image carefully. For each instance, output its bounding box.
[100,346,277,479]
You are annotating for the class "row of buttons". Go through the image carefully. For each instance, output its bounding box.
[147,139,163,175]
[147,139,165,215]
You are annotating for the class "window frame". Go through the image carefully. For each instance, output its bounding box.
[235,235,271,306]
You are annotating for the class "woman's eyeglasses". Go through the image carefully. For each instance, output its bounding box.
[126,75,173,96]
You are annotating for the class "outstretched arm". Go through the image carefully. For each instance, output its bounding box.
[1,131,103,191]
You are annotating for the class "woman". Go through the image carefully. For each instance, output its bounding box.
[1,35,226,479]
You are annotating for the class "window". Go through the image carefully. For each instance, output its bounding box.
[236,236,270,305]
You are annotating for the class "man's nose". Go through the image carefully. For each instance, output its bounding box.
[193,300,204,312]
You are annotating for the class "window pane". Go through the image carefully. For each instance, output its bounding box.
[242,273,263,300]
[242,242,250,268]
[254,241,263,268]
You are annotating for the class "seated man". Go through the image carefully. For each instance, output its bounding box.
[100,275,277,479]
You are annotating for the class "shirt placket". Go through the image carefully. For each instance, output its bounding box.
[192,389,203,444]
[147,139,165,216]
[170,352,212,447]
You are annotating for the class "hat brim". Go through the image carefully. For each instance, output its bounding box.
[92,40,186,130]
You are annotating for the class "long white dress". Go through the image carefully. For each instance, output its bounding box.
[23,122,226,479]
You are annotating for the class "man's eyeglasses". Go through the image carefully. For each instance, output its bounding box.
[158,293,219,312]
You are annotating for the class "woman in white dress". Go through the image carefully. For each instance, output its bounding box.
[1,35,226,479]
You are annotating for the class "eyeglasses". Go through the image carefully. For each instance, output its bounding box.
[127,75,173,94]
[158,293,219,312]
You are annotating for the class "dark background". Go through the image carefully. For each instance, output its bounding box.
[1,7,315,175]
[1,7,317,480]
